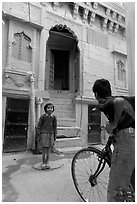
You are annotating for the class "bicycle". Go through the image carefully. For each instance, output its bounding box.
[71,134,135,202]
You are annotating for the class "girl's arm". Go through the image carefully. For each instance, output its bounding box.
[53,116,57,140]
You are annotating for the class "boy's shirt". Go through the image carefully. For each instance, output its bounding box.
[99,96,135,132]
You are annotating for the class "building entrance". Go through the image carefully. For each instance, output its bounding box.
[46,24,79,93]
[51,50,69,90]
[3,98,29,152]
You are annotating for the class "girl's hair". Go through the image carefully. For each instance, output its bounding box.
[92,79,112,98]
[44,103,54,113]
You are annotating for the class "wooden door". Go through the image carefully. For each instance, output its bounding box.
[49,50,55,90]
[3,98,29,152]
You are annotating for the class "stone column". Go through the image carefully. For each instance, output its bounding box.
[36,97,43,124]
[6,41,12,69]
[27,74,36,150]
[125,3,135,95]
[6,21,13,69]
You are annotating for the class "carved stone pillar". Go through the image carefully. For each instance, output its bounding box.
[31,30,36,72]
[36,97,43,123]
[27,74,36,150]
[6,40,13,69]
[6,21,13,69]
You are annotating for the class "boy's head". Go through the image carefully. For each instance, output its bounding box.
[92,79,112,99]
[44,103,54,114]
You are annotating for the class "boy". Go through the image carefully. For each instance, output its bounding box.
[92,79,135,201]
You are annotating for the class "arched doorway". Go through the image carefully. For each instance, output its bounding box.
[45,24,79,94]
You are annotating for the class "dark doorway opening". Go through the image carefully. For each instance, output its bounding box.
[3,98,29,152]
[52,50,69,90]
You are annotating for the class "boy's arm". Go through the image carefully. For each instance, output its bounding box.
[106,97,125,134]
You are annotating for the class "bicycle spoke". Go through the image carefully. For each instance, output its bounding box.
[71,148,110,202]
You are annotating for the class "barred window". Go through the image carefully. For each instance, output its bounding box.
[12,31,32,63]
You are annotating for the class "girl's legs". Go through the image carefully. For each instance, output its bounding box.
[42,147,46,164]
[45,147,50,165]
[41,147,50,169]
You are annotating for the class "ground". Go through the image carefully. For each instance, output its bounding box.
[2,148,84,202]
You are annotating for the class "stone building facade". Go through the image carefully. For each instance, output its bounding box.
[2,2,128,152]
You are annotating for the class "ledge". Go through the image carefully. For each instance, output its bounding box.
[2,12,43,30]
[111,50,127,56]
[74,96,98,105]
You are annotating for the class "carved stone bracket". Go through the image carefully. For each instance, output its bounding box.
[102,18,108,31]
[106,8,111,16]
[3,70,31,89]
[112,11,117,19]
[85,2,90,6]
[29,73,35,82]
[53,2,60,11]
[73,3,79,19]
[108,21,114,33]
[40,2,46,6]
[118,14,122,21]
[93,2,98,10]
[89,12,96,25]
[114,24,119,33]
[83,8,89,23]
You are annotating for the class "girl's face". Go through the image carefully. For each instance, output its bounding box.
[46,105,54,114]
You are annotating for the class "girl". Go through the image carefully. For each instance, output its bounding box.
[37,103,57,170]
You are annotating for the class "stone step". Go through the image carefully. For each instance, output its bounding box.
[50,98,73,104]
[54,110,75,118]
[56,137,82,148]
[57,126,81,138]
[50,92,73,99]
[57,118,76,127]
[54,104,74,112]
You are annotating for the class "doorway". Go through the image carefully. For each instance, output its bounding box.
[46,24,79,93]
[3,98,29,152]
[51,50,69,90]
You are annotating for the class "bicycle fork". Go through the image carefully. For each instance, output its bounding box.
[88,151,107,187]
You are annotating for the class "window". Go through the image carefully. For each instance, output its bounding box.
[12,31,32,63]
[117,60,126,82]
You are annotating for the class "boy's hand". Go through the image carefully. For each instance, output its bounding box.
[105,122,116,134]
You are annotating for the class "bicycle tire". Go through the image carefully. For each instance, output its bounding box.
[71,147,110,202]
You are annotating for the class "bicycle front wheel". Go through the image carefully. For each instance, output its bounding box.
[71,147,110,202]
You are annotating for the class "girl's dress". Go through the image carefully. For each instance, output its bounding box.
[37,113,57,148]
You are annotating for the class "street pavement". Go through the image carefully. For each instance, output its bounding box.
[2,145,104,202]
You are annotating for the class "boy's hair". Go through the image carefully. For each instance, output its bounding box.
[44,103,54,113]
[92,79,112,98]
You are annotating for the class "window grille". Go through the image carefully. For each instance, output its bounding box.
[117,60,126,82]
